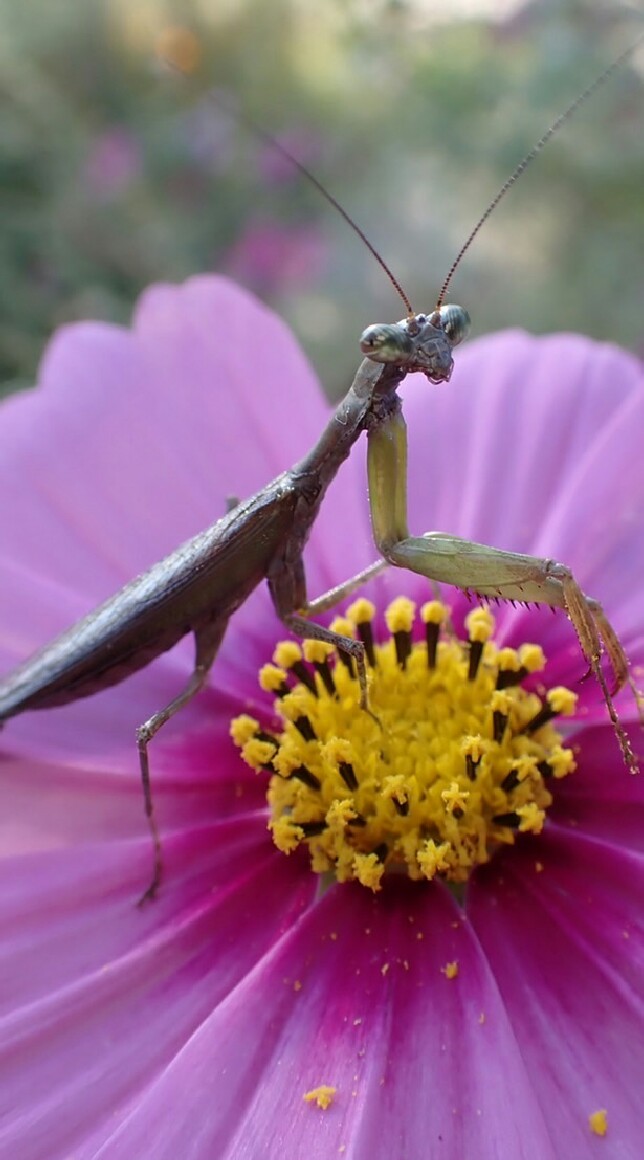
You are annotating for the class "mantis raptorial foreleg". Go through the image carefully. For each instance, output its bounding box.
[363,403,641,773]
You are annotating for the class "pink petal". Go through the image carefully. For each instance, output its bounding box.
[0,709,268,858]
[1,280,642,1158]
[470,827,644,1155]
[92,882,557,1159]
[0,755,144,856]
[404,331,643,560]
[550,723,644,851]
[0,823,312,1158]
[0,278,325,644]
[399,330,644,710]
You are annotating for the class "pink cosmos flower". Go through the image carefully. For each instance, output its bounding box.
[225,219,327,295]
[82,128,143,199]
[0,275,642,1158]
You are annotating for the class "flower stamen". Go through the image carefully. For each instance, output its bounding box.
[231,598,577,889]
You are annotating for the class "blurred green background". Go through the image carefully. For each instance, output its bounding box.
[0,0,642,401]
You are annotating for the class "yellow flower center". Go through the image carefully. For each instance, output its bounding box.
[230,597,577,891]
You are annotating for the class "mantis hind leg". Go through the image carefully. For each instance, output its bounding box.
[136,619,227,905]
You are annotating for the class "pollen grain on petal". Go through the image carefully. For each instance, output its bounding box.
[442,960,459,979]
[303,1085,337,1110]
[588,1108,608,1137]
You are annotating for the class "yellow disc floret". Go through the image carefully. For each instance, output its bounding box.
[231,599,577,889]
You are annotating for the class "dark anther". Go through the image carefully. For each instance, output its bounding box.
[339,761,359,790]
[537,760,553,779]
[392,797,409,816]
[492,811,520,829]
[393,629,412,669]
[291,660,318,695]
[452,806,464,820]
[356,619,376,668]
[496,666,527,690]
[313,658,336,697]
[294,715,317,742]
[337,650,355,678]
[373,843,389,863]
[465,753,480,781]
[288,764,322,791]
[256,729,278,746]
[298,820,326,838]
[425,620,440,669]
[501,769,520,792]
[522,704,556,735]
[347,814,367,827]
[492,710,508,744]
[468,640,484,680]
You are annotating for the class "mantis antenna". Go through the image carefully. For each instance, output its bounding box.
[435,32,644,308]
[160,45,414,317]
[159,28,642,319]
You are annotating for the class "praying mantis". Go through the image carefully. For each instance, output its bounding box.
[0,38,640,903]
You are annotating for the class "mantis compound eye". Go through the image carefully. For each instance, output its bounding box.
[438,304,471,347]
[359,322,414,364]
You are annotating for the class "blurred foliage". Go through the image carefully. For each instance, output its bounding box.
[0,0,642,401]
